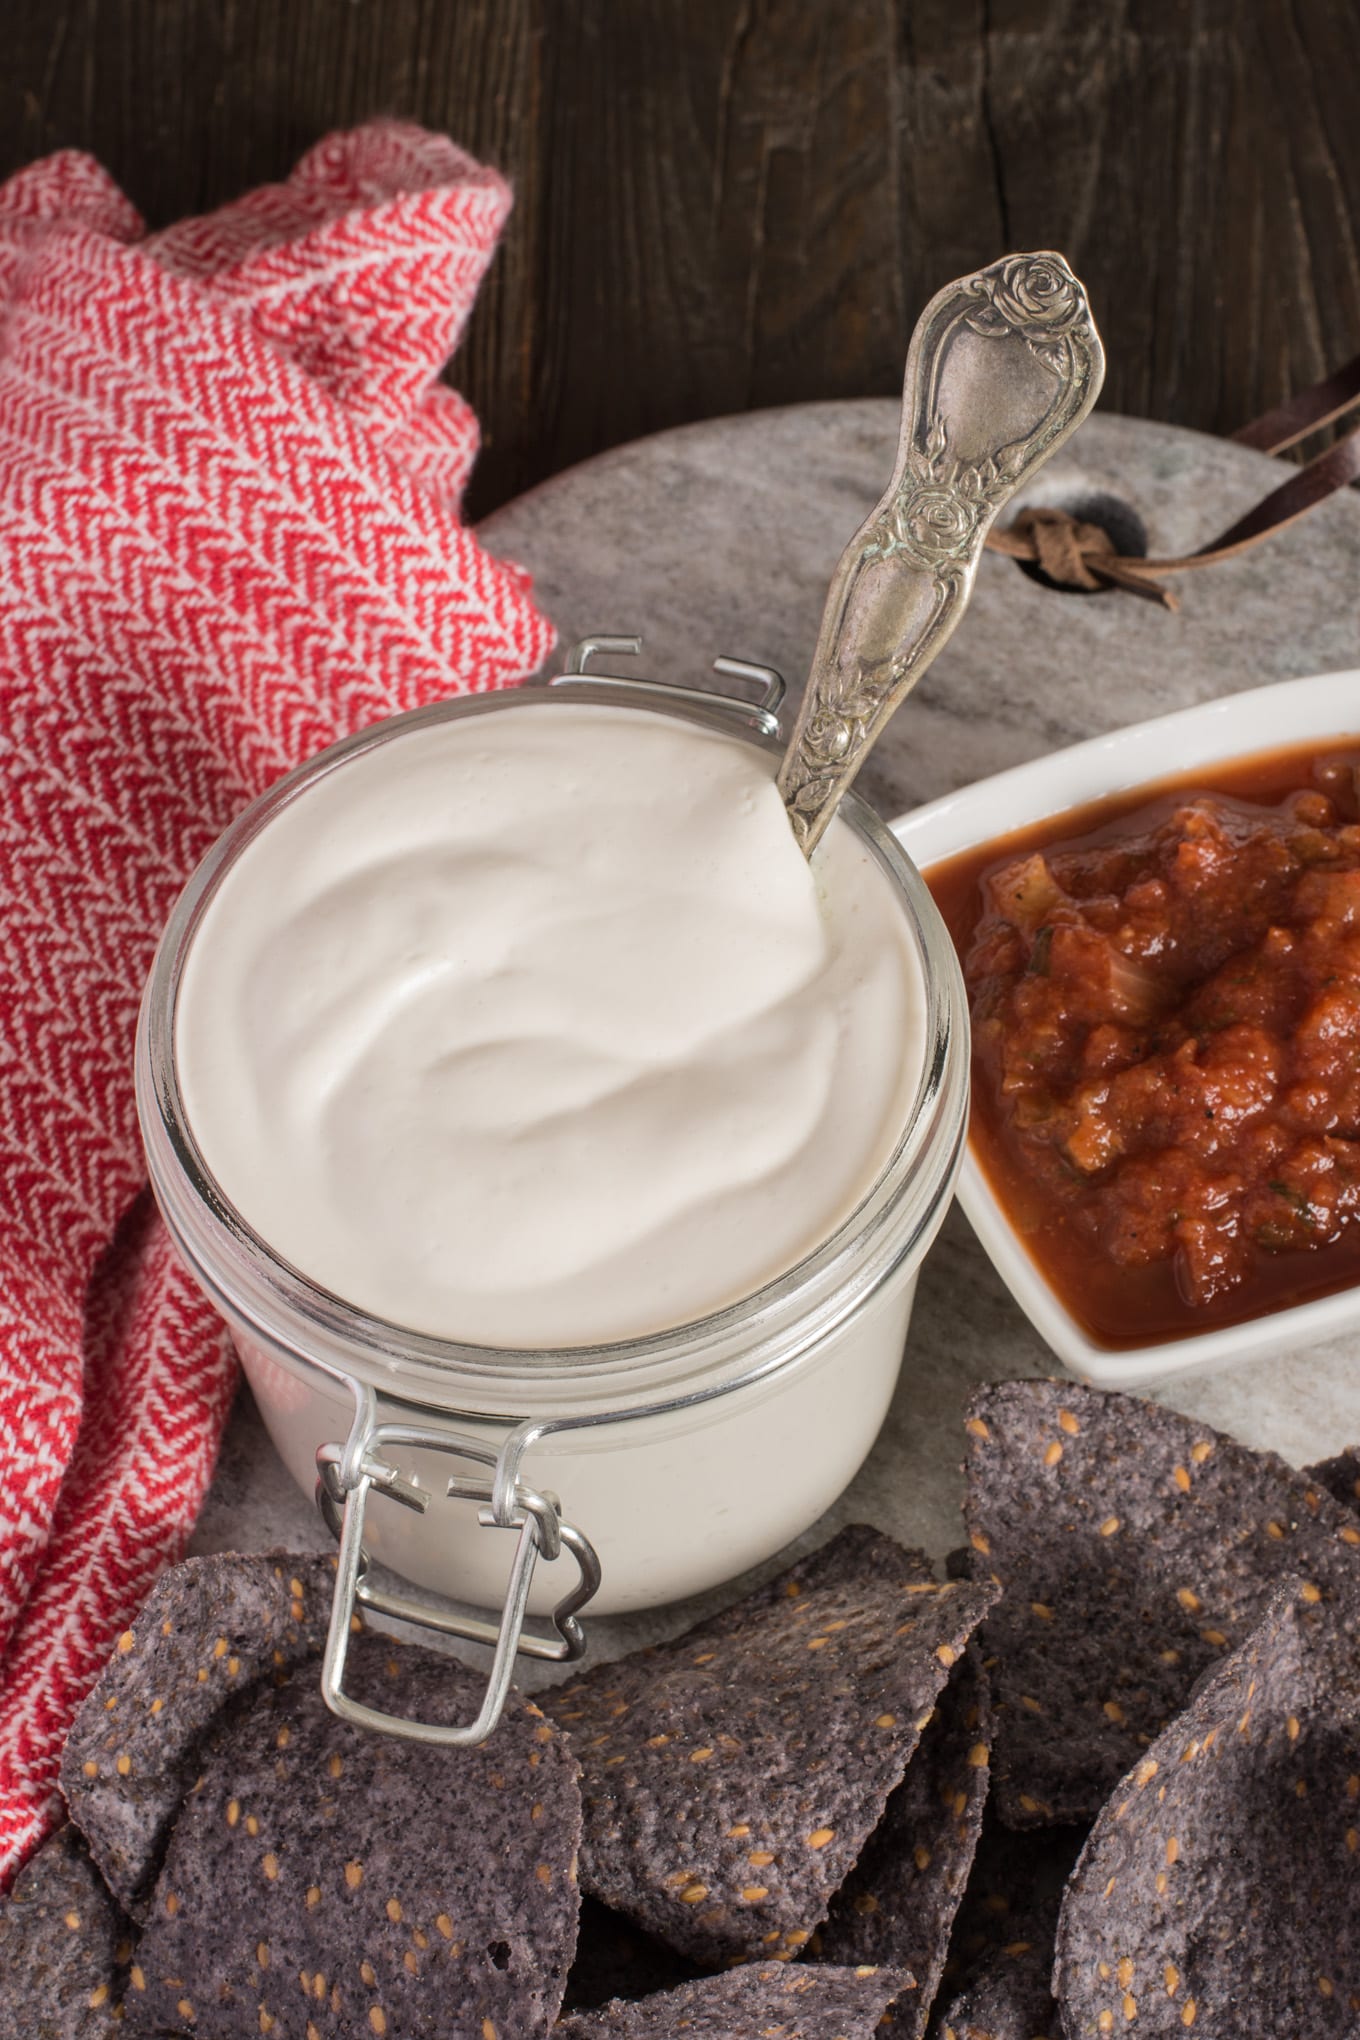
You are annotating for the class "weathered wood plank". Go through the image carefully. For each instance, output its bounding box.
[2,0,1358,513]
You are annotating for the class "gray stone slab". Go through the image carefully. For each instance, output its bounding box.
[483,403,1360,821]
[192,402,1360,1685]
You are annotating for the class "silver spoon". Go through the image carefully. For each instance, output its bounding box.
[777,251,1105,854]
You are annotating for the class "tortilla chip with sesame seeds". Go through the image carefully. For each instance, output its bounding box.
[542,1524,999,1966]
[930,1937,1061,2040]
[961,1380,1360,1826]
[1053,1578,1360,2038]
[61,1552,338,1920]
[554,1960,913,2037]
[815,1648,993,2038]
[562,1897,709,2015]
[0,1823,136,2038]
[120,1634,581,2040]
[924,1814,1086,2040]
[1307,1447,1360,1521]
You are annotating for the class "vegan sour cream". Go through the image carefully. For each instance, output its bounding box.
[174,702,926,1349]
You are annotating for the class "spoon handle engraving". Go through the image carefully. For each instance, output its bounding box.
[777,252,1105,854]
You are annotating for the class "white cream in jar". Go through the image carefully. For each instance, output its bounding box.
[141,677,970,1684]
[174,702,926,1348]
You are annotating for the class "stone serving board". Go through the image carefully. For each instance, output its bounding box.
[190,404,1360,1681]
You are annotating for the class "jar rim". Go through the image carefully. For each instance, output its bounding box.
[137,678,969,1417]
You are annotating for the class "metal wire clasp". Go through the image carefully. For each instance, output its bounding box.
[314,1392,601,1747]
[551,634,786,736]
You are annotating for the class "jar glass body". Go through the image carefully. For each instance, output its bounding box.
[226,1265,919,1617]
[138,679,969,1621]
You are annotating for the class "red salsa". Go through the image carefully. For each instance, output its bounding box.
[928,741,1360,1347]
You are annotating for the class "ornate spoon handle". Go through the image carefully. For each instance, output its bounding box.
[777,251,1105,854]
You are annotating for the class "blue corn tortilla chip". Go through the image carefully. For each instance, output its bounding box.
[555,1960,914,2037]
[925,1817,1085,2040]
[122,1632,581,2040]
[61,1552,337,1918]
[962,1380,1360,1825]
[934,1814,1086,2007]
[1054,1578,1360,2036]
[1308,1447,1360,1518]
[0,1823,134,2037]
[544,1525,999,1966]
[929,1937,1060,2040]
[563,1898,709,2014]
[815,1648,993,2038]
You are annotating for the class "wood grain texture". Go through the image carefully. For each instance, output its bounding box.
[3,0,1358,514]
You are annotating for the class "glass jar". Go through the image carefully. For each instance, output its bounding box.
[137,645,969,1744]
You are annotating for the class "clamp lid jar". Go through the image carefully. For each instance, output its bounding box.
[137,640,969,1744]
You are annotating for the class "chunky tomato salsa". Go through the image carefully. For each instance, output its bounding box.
[928,742,1360,1346]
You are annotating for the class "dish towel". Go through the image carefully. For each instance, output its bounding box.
[0,122,554,1886]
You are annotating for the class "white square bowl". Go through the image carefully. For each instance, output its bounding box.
[892,666,1360,1390]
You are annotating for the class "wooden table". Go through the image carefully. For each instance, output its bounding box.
[5,3,1360,516]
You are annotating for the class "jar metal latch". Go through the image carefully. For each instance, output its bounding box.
[550,633,785,735]
[315,1389,601,1747]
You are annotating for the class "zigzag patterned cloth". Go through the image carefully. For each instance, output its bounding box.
[0,122,553,1885]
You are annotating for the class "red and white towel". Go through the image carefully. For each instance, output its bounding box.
[0,122,553,1884]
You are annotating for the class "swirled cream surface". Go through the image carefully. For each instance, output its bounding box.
[175,702,925,1347]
